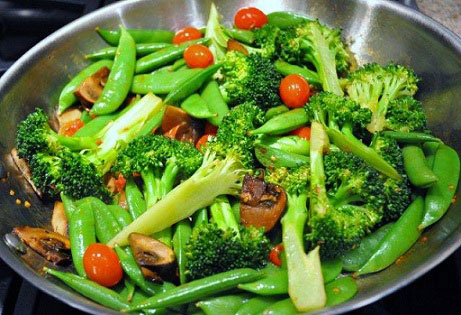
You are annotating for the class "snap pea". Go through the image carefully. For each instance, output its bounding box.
[192,208,208,233]
[267,11,311,29]
[235,296,281,315]
[342,222,394,272]
[238,268,288,296]
[170,58,187,71]
[125,178,147,219]
[262,298,297,315]
[250,108,309,135]
[114,245,152,292]
[93,202,121,244]
[357,196,425,275]
[382,131,441,144]
[255,143,310,169]
[91,27,136,115]
[321,258,343,283]
[44,268,129,310]
[197,294,252,315]
[223,27,255,44]
[107,205,133,228]
[123,278,135,302]
[423,142,441,169]
[74,111,119,137]
[80,110,92,124]
[86,43,172,60]
[172,219,192,284]
[58,59,113,114]
[201,80,229,126]
[136,38,210,73]
[181,94,216,119]
[69,198,96,277]
[97,28,174,45]
[125,268,263,311]
[152,228,173,248]
[274,60,321,87]
[402,145,438,188]
[420,144,460,228]
[257,135,310,156]
[164,63,222,104]
[265,105,289,121]
[325,276,357,307]
[60,193,77,219]
[131,68,201,94]
[138,106,166,137]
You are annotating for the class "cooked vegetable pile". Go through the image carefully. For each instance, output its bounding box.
[10,3,460,314]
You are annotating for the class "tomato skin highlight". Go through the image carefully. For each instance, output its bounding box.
[83,243,123,287]
[173,26,202,45]
[291,126,311,140]
[196,134,212,150]
[269,243,284,267]
[184,44,214,68]
[279,74,310,108]
[234,7,268,30]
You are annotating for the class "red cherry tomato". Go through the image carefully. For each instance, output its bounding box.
[290,126,311,140]
[173,26,202,45]
[184,44,214,68]
[234,7,268,30]
[204,122,218,136]
[196,134,212,151]
[279,74,310,108]
[269,243,284,267]
[83,244,123,287]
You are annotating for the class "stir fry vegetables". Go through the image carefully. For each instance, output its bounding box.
[10,3,460,314]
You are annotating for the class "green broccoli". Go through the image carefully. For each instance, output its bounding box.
[217,51,283,109]
[345,63,420,133]
[385,96,428,133]
[241,24,280,59]
[277,20,350,95]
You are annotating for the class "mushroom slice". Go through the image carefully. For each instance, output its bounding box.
[164,121,201,144]
[240,174,287,232]
[161,106,192,133]
[13,226,71,265]
[140,267,164,283]
[129,233,177,282]
[73,66,110,106]
[11,148,42,198]
[52,201,68,236]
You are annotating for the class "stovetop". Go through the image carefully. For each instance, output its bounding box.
[1,0,461,314]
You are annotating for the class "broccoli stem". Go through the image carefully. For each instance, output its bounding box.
[141,168,162,208]
[210,195,240,238]
[56,134,98,151]
[330,182,362,208]
[160,161,180,197]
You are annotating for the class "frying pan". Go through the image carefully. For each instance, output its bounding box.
[0,0,460,314]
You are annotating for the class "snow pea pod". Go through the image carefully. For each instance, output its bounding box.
[201,80,229,126]
[402,145,438,188]
[138,106,166,137]
[321,258,342,283]
[265,105,289,121]
[172,219,192,284]
[223,27,255,44]
[60,193,77,219]
[257,135,310,156]
[91,27,136,115]
[86,43,172,60]
[97,28,174,45]
[420,144,460,228]
[342,222,394,272]
[125,178,147,220]
[79,110,92,124]
[125,268,263,311]
[382,131,441,144]
[74,111,119,137]
[250,108,309,135]
[44,268,129,310]
[122,278,135,302]
[235,296,281,315]
[255,143,310,169]
[238,268,288,295]
[325,276,357,307]
[274,60,321,87]
[164,63,222,104]
[262,298,297,315]
[357,196,425,275]
[181,94,216,119]
[93,202,121,244]
[58,59,113,114]
[267,11,311,29]
[197,294,251,315]
[423,142,441,169]
[136,38,210,74]
[107,205,133,228]
[131,68,201,94]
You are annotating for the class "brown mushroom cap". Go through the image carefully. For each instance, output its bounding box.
[73,66,110,106]
[240,174,287,232]
[13,226,71,265]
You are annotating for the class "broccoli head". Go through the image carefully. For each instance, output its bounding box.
[385,96,428,133]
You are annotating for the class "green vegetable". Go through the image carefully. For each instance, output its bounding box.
[251,108,309,135]
[402,145,438,188]
[358,196,425,275]
[97,28,174,45]
[423,142,441,169]
[137,107,166,137]
[235,296,281,315]
[274,59,321,86]
[267,11,310,29]
[60,193,78,219]
[74,111,120,137]
[180,94,216,119]
[262,298,298,314]
[125,178,147,219]
[257,135,310,156]
[223,27,255,44]
[192,208,208,233]
[321,258,343,283]
[197,294,251,315]
[200,80,229,126]
[325,276,358,306]
[91,27,136,115]
[255,143,310,169]
[265,105,289,121]
[58,59,113,114]
[93,198,121,244]
[382,131,440,144]
[86,42,172,60]
[238,268,288,296]
[131,68,201,94]
[172,219,192,284]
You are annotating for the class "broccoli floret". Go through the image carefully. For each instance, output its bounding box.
[185,196,270,280]
[385,96,428,133]
[306,91,400,180]
[218,51,282,109]
[345,63,420,133]
[245,24,280,59]
[277,20,350,95]
[307,122,383,259]
[206,102,265,168]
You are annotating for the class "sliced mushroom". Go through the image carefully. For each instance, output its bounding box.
[13,226,71,265]
[57,107,83,134]
[140,267,164,283]
[164,121,201,144]
[11,148,42,198]
[129,233,177,282]
[52,201,68,236]
[161,106,192,133]
[74,66,110,107]
[240,174,287,232]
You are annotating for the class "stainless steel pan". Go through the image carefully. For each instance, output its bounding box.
[0,0,460,314]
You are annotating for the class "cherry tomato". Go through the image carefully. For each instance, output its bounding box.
[234,7,268,30]
[61,119,84,137]
[290,126,311,140]
[173,26,202,45]
[204,122,218,136]
[269,243,284,267]
[196,134,212,151]
[114,174,126,193]
[83,243,123,287]
[227,39,248,55]
[279,74,310,108]
[184,44,214,68]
